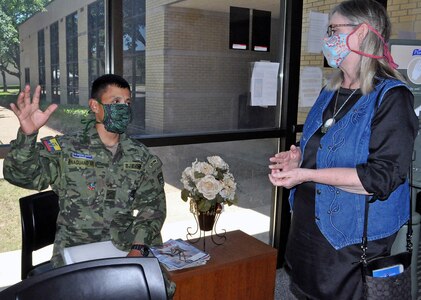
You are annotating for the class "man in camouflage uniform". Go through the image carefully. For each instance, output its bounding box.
[3,74,166,268]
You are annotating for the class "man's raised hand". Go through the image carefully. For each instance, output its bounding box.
[10,85,58,135]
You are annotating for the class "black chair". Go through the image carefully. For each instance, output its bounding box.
[19,191,59,280]
[0,257,168,300]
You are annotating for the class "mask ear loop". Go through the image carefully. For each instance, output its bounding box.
[95,98,105,124]
[346,23,398,69]
[80,99,102,143]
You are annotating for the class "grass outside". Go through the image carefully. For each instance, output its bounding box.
[0,90,19,112]
[0,90,19,97]
[0,180,35,252]
[45,105,89,133]
[0,86,20,95]
[0,90,89,134]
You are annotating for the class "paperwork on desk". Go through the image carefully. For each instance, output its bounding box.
[150,239,210,271]
[62,241,128,265]
[62,239,210,270]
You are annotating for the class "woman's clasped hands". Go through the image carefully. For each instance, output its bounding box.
[268,145,305,189]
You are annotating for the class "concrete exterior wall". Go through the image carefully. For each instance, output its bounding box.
[19,0,97,105]
[19,31,38,87]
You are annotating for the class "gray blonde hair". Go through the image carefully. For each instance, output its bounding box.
[326,0,405,94]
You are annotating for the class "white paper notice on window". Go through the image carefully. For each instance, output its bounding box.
[307,11,328,53]
[299,67,323,107]
[249,61,280,106]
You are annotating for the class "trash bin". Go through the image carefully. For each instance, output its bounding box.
[391,188,420,300]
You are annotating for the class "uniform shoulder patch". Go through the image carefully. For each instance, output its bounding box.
[41,137,62,153]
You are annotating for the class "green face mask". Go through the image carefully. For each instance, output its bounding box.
[102,103,132,134]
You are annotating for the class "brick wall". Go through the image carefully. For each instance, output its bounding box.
[146,3,277,133]
[388,0,421,38]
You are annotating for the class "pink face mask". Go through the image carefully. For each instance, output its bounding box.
[345,23,398,69]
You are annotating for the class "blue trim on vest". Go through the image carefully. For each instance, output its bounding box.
[290,79,410,249]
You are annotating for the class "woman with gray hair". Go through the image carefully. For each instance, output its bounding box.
[269,0,418,298]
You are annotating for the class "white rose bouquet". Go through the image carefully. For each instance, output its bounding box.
[181,156,238,212]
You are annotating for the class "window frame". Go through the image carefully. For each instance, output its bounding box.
[0,0,303,269]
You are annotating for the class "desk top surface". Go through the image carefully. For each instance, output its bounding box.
[167,230,277,277]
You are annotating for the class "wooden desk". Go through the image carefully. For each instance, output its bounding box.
[167,230,277,300]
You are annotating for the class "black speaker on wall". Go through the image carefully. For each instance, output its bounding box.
[229,6,250,50]
[252,9,271,52]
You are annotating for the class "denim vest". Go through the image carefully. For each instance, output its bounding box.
[290,79,410,249]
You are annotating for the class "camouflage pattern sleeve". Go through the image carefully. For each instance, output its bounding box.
[131,154,167,246]
[3,129,60,191]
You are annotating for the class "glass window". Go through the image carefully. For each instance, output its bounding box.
[2,0,283,258]
[151,139,278,244]
[66,12,79,104]
[123,0,146,131]
[88,0,105,88]
[50,21,60,104]
[24,68,30,84]
[122,0,281,136]
[38,29,46,98]
[116,0,280,243]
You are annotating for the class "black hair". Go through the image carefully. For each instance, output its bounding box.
[90,74,131,100]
